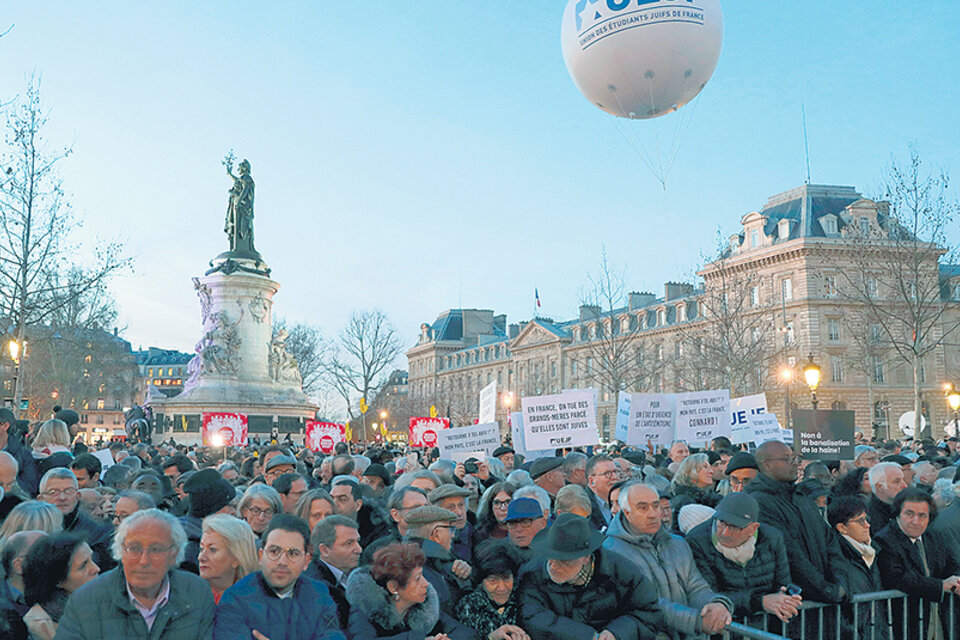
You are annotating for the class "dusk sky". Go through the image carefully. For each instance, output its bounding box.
[3,2,958,359]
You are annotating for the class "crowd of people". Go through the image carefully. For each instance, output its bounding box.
[1,405,960,639]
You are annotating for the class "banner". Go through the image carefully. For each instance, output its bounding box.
[626,393,676,447]
[510,412,551,462]
[729,394,769,445]
[793,409,855,460]
[521,389,598,450]
[478,380,497,425]
[615,391,632,442]
[751,415,792,446]
[409,417,450,448]
[674,389,731,444]
[438,422,501,462]
[305,421,345,454]
[201,412,248,447]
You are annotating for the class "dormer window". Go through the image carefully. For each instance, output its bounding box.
[859,217,870,235]
[677,304,686,322]
[778,219,790,239]
[750,229,760,248]
[822,217,838,235]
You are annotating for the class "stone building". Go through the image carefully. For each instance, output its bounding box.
[407,184,960,442]
[134,347,193,400]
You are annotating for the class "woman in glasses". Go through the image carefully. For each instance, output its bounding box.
[828,495,886,639]
[473,482,517,543]
[236,484,282,536]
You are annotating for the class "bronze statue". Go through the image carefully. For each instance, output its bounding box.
[224,154,256,256]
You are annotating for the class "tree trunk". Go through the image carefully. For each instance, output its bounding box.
[913,354,924,439]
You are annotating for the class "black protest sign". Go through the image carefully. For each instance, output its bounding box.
[792,409,855,461]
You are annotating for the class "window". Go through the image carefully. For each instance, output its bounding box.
[866,276,878,298]
[586,357,593,372]
[824,275,837,297]
[870,324,883,344]
[167,368,173,376]
[635,348,644,367]
[831,357,843,383]
[497,371,503,385]
[779,219,790,239]
[571,360,578,376]
[781,278,793,301]
[873,355,885,383]
[784,321,795,345]
[655,344,663,361]
[657,309,666,326]
[96,414,104,425]
[822,217,837,235]
[828,319,841,341]
[675,341,683,358]
[148,368,153,377]
[751,286,760,307]
[750,229,760,248]
[859,217,870,235]
[551,361,557,378]
[96,398,105,410]
[677,304,686,322]
[831,400,847,410]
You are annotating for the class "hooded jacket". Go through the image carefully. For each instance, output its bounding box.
[745,472,846,603]
[517,548,663,640]
[604,513,732,640]
[344,567,477,640]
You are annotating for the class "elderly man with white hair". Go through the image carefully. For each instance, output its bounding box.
[54,509,215,640]
[866,461,908,533]
[912,460,938,493]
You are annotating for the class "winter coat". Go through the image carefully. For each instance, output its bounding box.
[451,521,475,562]
[866,496,895,535]
[358,503,393,550]
[874,521,960,639]
[304,559,350,628]
[404,536,470,616]
[670,484,721,531]
[517,547,663,640]
[178,514,202,575]
[587,488,610,530]
[685,518,792,618]
[4,433,39,496]
[832,533,886,640]
[745,472,846,603]
[455,586,520,639]
[52,567,215,640]
[344,567,478,640]
[62,505,115,571]
[930,501,960,560]
[213,571,344,640]
[604,513,733,640]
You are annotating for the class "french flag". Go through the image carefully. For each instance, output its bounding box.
[535,288,541,308]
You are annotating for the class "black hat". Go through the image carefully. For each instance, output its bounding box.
[882,454,912,466]
[529,513,605,560]
[725,452,758,475]
[183,468,235,518]
[714,492,760,529]
[363,463,391,486]
[54,409,80,427]
[493,446,514,458]
[529,457,563,480]
[705,451,722,465]
[621,451,648,467]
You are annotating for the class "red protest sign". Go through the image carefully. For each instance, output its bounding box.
[409,417,450,447]
[202,412,248,447]
[306,421,346,454]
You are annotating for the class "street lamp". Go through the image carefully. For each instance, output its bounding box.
[780,365,793,427]
[947,386,960,437]
[803,354,821,410]
[379,410,388,439]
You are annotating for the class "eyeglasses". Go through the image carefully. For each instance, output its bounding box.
[263,545,305,562]
[122,544,174,559]
[244,506,275,517]
[848,515,870,527]
[505,518,541,529]
[716,521,747,534]
[766,456,801,465]
[590,470,623,480]
[492,499,511,509]
[41,488,77,498]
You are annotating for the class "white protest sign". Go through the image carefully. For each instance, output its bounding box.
[615,391,632,442]
[510,412,551,461]
[92,448,115,470]
[522,390,599,450]
[478,380,497,425]
[752,415,792,446]
[564,387,599,409]
[437,422,501,461]
[627,393,676,446]
[674,389,731,444]
[729,394,768,445]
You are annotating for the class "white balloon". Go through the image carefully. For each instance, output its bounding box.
[898,411,926,437]
[561,0,724,119]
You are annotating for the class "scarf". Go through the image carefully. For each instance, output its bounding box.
[842,534,877,568]
[712,522,758,566]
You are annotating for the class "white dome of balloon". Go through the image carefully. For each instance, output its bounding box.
[562,0,724,119]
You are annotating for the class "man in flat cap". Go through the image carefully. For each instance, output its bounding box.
[429,484,475,563]
[493,446,515,473]
[404,504,473,616]
[530,457,565,506]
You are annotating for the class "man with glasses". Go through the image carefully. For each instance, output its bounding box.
[55,509,215,640]
[504,497,549,564]
[361,486,429,564]
[725,452,759,493]
[38,468,114,570]
[746,441,846,605]
[585,454,622,529]
[215,513,344,640]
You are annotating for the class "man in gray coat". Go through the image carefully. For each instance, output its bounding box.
[604,482,733,640]
[54,509,214,640]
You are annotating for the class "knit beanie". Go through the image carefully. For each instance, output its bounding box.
[677,504,716,535]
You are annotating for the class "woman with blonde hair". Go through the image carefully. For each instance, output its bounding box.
[0,501,63,550]
[669,452,721,531]
[198,514,259,604]
[295,488,335,533]
[32,419,73,474]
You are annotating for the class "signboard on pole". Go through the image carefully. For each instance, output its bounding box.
[751,415,791,446]
[305,421,345,454]
[626,393,676,447]
[478,381,498,425]
[615,391,631,442]
[521,389,598,451]
[201,412,248,447]
[674,389,731,444]
[793,409,855,461]
[408,417,450,448]
[510,412,551,462]
[438,422,501,462]
[730,394,769,445]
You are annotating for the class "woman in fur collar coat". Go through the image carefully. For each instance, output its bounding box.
[345,543,478,640]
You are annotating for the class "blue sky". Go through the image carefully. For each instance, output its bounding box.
[2,1,958,356]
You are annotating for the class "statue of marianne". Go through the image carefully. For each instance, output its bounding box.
[224,157,256,255]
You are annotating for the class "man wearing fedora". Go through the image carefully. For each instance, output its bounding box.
[517,512,664,639]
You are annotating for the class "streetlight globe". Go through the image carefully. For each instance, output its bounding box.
[210,433,223,447]
[948,390,960,411]
[380,410,387,419]
[780,367,793,382]
[803,354,821,391]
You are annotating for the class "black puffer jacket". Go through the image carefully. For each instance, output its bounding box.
[517,548,664,640]
[686,518,792,617]
[832,532,886,640]
[745,473,845,603]
[670,484,721,530]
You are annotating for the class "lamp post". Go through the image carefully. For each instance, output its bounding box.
[379,410,388,440]
[502,392,515,441]
[803,354,821,410]
[947,386,960,437]
[780,365,793,428]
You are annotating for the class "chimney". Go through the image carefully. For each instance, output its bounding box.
[664,282,694,300]
[508,323,520,339]
[579,305,601,321]
[628,291,656,309]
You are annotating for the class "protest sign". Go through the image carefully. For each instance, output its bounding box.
[674,389,731,444]
[510,412,552,462]
[751,414,791,445]
[202,412,248,447]
[408,417,450,447]
[626,393,676,446]
[729,394,768,444]
[522,390,598,450]
[478,380,497,425]
[615,392,631,442]
[438,422,501,461]
[91,448,115,470]
[793,409,855,460]
[305,421,345,454]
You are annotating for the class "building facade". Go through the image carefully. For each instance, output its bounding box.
[407,184,960,442]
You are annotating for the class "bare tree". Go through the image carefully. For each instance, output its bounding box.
[273,317,328,396]
[0,78,130,415]
[833,148,960,437]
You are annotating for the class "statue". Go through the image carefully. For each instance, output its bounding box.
[268,329,303,386]
[223,153,257,256]
[199,309,243,376]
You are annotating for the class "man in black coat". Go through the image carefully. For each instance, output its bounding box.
[745,441,846,604]
[403,505,472,616]
[875,487,960,639]
[331,479,391,549]
[517,513,664,640]
[307,515,361,628]
[866,461,907,534]
[0,409,38,496]
[38,468,114,570]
